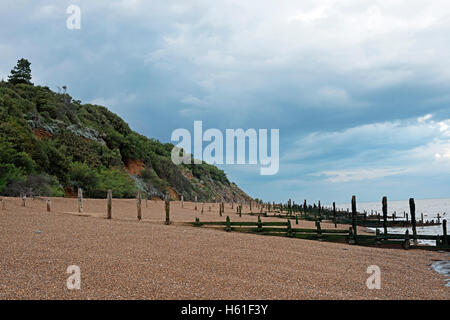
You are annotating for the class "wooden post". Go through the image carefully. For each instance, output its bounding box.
[375,229,382,245]
[316,220,322,236]
[351,195,357,243]
[382,196,388,236]
[181,195,184,208]
[221,202,224,214]
[333,202,336,222]
[137,191,142,221]
[225,216,231,232]
[403,229,411,250]
[239,204,242,217]
[219,203,223,216]
[250,201,252,212]
[318,200,321,220]
[421,213,424,223]
[201,203,204,214]
[165,191,170,225]
[47,199,51,212]
[78,188,83,213]
[22,196,26,207]
[348,226,355,244]
[409,198,418,245]
[286,220,293,237]
[194,195,198,211]
[443,219,448,245]
[107,190,112,219]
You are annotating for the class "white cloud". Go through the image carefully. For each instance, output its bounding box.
[318,167,407,183]
[282,113,450,183]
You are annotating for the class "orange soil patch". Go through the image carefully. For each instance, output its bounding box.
[33,128,52,140]
[64,187,77,198]
[166,187,180,200]
[124,159,145,175]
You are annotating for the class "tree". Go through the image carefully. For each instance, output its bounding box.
[8,58,33,85]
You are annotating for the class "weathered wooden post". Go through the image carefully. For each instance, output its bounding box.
[409,198,418,245]
[382,196,388,236]
[443,219,448,245]
[348,226,355,244]
[286,220,293,237]
[225,216,231,232]
[421,213,424,224]
[181,195,184,208]
[136,191,142,221]
[22,195,26,207]
[333,202,336,223]
[403,229,411,250]
[257,215,262,232]
[107,190,112,219]
[239,204,242,217]
[165,191,170,225]
[250,200,252,212]
[47,199,51,212]
[318,200,321,220]
[316,220,322,236]
[351,195,357,244]
[375,229,382,245]
[219,203,223,216]
[77,188,83,213]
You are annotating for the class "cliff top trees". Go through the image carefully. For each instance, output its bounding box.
[8,58,33,85]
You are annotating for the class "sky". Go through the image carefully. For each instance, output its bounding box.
[1,0,450,204]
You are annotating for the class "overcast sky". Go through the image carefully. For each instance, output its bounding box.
[1,0,450,204]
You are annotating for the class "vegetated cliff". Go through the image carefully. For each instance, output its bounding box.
[0,81,251,201]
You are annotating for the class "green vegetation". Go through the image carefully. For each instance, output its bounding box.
[0,59,251,201]
[8,58,33,85]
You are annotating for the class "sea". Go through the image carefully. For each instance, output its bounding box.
[334,198,450,286]
[333,198,450,243]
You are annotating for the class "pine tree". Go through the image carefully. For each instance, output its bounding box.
[8,58,33,85]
